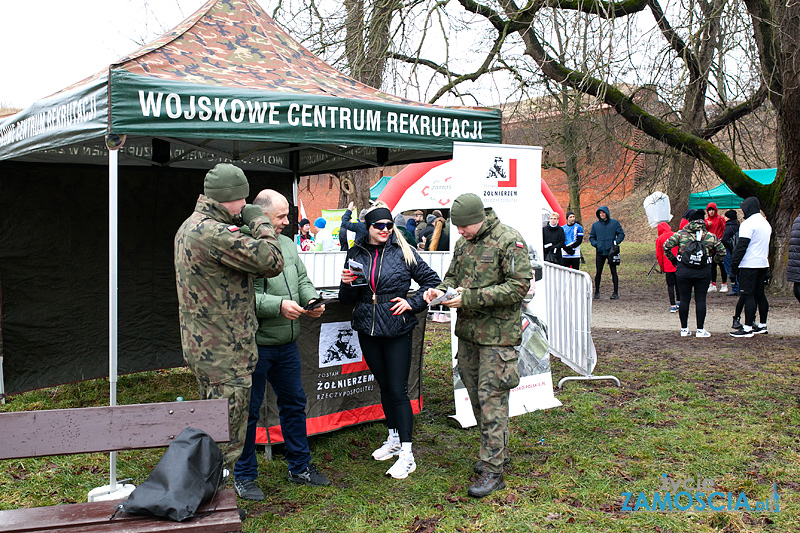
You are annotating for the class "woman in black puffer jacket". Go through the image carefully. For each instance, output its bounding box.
[339,204,441,480]
[789,212,800,303]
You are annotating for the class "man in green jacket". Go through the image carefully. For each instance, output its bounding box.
[233,190,330,501]
[424,193,532,498]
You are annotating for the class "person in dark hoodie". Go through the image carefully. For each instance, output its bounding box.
[543,212,566,265]
[663,209,726,337]
[705,202,728,292]
[789,211,800,304]
[418,213,437,249]
[730,197,772,337]
[721,209,740,296]
[339,204,440,479]
[589,206,625,299]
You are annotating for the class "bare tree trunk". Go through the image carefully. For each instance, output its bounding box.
[338,169,373,211]
[668,151,694,229]
[563,105,582,220]
[772,0,800,289]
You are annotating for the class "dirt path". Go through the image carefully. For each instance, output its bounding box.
[591,289,798,337]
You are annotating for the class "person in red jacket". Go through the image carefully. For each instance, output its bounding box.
[705,203,728,292]
[655,222,678,312]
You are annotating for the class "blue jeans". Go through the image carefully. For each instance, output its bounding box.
[234,342,310,479]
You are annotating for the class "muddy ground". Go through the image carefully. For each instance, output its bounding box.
[591,282,798,336]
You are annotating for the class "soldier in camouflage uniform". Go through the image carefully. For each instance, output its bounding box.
[174,163,284,478]
[424,193,532,498]
[663,209,726,337]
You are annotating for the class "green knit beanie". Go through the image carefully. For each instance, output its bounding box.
[204,163,249,202]
[451,193,486,226]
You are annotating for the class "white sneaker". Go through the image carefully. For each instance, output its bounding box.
[707,283,717,292]
[385,451,416,479]
[372,438,401,461]
[680,329,691,337]
[718,283,728,293]
[695,329,711,338]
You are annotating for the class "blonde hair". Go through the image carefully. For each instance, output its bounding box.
[365,201,416,266]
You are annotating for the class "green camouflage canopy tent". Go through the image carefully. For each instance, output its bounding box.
[0,0,501,396]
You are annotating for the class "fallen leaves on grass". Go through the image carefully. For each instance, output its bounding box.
[409,515,440,533]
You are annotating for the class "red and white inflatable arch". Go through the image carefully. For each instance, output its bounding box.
[377,160,564,220]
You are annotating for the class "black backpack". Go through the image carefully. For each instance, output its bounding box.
[113,427,225,522]
[679,231,709,269]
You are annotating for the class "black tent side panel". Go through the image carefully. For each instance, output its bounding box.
[0,161,292,394]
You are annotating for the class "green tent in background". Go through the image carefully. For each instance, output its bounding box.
[370,175,393,200]
[688,169,776,210]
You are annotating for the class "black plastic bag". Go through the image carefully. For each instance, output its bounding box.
[114,427,225,522]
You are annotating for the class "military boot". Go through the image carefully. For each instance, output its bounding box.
[468,472,506,498]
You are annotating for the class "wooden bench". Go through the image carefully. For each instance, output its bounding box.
[0,399,242,532]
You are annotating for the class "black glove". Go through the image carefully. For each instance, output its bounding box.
[240,204,264,227]
[564,246,574,255]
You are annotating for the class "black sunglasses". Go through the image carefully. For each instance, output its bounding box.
[371,222,394,230]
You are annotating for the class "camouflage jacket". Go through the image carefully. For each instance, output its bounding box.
[440,209,532,346]
[663,220,725,277]
[174,194,284,386]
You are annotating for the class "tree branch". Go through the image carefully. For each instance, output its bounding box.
[542,0,650,18]
[743,0,782,107]
[426,28,511,103]
[647,0,701,81]
[517,25,766,197]
[697,84,769,139]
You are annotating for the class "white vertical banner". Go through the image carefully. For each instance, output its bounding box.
[448,142,560,428]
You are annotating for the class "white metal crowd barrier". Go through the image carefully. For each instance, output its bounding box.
[299,251,616,388]
[541,261,620,388]
[298,250,452,289]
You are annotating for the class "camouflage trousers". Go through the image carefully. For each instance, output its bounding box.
[197,379,252,476]
[457,341,520,474]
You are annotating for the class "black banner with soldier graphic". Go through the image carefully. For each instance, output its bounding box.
[255,302,426,444]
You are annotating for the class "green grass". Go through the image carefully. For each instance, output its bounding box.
[1,245,798,531]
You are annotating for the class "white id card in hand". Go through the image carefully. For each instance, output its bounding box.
[428,287,460,306]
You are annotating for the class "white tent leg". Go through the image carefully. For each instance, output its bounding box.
[89,148,134,502]
[292,175,299,216]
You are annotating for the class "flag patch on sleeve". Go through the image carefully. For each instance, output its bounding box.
[227,225,240,232]
[516,241,525,248]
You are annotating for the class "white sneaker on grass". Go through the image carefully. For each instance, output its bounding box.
[372,438,401,461]
[385,451,416,479]
[719,283,728,293]
[695,329,711,338]
[680,329,691,337]
[707,283,717,292]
